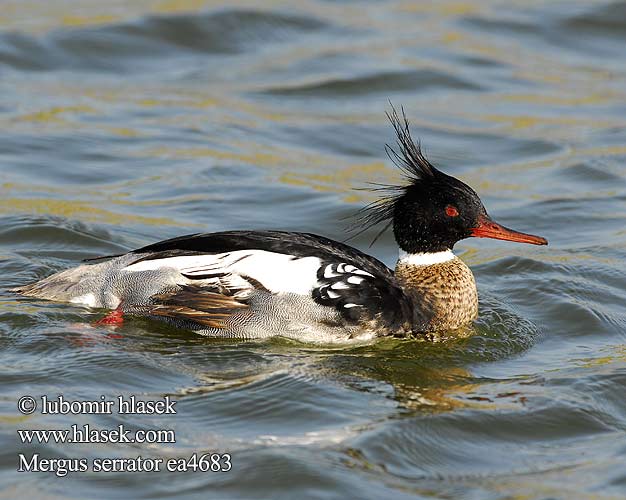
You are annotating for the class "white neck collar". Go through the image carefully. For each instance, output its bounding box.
[398,249,455,266]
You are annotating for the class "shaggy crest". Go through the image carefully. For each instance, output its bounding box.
[350,105,442,245]
[384,105,437,182]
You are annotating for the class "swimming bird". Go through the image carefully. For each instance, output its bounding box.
[13,109,547,342]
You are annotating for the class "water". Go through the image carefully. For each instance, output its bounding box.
[1,1,625,498]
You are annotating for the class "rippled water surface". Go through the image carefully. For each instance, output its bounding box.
[1,1,625,498]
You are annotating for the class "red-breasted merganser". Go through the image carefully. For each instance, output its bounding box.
[14,109,547,342]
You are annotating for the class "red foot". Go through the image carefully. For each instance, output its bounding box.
[93,308,124,326]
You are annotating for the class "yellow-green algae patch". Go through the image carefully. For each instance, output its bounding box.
[0,198,185,227]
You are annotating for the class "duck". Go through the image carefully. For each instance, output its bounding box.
[13,108,547,342]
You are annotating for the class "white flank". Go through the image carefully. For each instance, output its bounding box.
[70,293,97,307]
[124,251,322,295]
[398,249,455,266]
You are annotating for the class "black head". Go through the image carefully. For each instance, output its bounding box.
[354,107,547,253]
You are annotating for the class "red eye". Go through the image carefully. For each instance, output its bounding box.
[445,205,459,217]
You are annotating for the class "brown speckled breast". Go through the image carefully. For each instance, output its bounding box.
[395,256,478,332]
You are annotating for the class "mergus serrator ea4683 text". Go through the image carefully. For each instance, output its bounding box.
[14,109,547,342]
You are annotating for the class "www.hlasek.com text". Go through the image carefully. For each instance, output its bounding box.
[18,424,175,444]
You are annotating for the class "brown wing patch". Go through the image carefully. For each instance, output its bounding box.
[149,285,249,329]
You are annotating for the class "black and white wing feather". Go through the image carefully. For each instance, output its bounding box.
[312,261,415,334]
